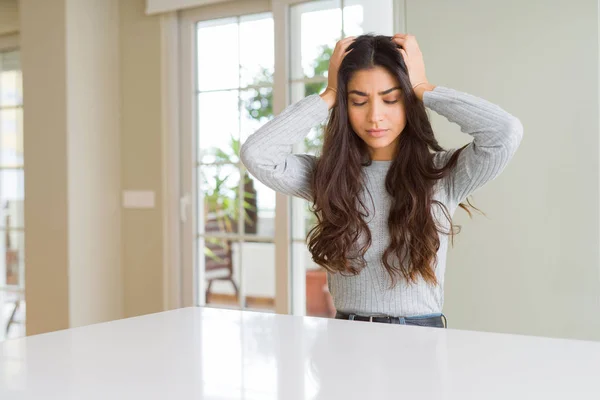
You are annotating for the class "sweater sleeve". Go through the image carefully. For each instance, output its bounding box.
[426,86,523,205]
[240,94,329,202]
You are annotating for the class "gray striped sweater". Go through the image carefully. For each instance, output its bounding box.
[241,86,523,317]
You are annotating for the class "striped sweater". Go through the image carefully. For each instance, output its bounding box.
[241,86,523,317]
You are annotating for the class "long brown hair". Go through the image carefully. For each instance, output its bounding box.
[307,34,477,287]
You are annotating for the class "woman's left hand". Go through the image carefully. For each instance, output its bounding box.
[391,34,430,89]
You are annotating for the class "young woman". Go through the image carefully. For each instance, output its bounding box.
[241,34,523,328]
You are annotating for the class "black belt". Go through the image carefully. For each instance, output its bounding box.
[336,311,447,328]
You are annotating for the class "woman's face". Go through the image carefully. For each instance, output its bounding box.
[346,66,407,161]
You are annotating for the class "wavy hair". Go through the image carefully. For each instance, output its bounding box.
[307,34,478,287]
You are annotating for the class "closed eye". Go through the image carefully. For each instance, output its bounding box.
[352,100,399,106]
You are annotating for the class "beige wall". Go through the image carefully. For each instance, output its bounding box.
[408,0,600,341]
[20,0,125,334]
[10,0,165,334]
[20,0,70,335]
[119,0,165,318]
[0,0,19,35]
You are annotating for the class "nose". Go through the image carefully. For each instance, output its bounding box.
[367,102,384,123]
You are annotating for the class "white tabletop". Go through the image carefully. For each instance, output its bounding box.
[1,307,599,399]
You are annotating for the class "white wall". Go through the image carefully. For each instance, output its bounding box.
[66,0,122,328]
[407,0,600,341]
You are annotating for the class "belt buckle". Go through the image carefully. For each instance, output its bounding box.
[368,315,391,323]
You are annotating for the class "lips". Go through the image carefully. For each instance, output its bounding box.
[366,129,388,138]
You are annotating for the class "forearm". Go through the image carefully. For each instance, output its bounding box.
[423,86,522,148]
[240,94,328,200]
[241,94,328,166]
[413,82,436,101]
[319,88,337,110]
[425,86,523,204]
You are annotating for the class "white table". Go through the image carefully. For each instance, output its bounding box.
[1,307,599,399]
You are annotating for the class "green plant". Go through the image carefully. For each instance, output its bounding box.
[202,43,335,260]
[203,135,258,261]
[244,67,273,121]
[243,44,333,156]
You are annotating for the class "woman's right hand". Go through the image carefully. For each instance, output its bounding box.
[320,36,355,109]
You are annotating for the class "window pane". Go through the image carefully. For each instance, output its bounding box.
[0,170,24,229]
[197,18,239,91]
[240,87,273,143]
[202,236,240,306]
[1,231,24,287]
[239,13,274,88]
[290,1,342,81]
[0,290,25,341]
[304,126,325,158]
[290,82,326,158]
[301,80,327,101]
[240,241,275,311]
[0,230,25,341]
[243,173,275,237]
[198,168,277,239]
[292,242,334,318]
[194,13,277,312]
[0,108,23,167]
[197,90,240,164]
[0,51,22,107]
[292,202,318,241]
[289,77,327,104]
[239,88,276,238]
[344,0,394,36]
[0,48,24,342]
[202,240,276,313]
[199,164,241,235]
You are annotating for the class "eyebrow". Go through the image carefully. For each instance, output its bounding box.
[348,87,401,96]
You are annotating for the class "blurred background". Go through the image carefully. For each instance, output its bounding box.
[0,0,599,347]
